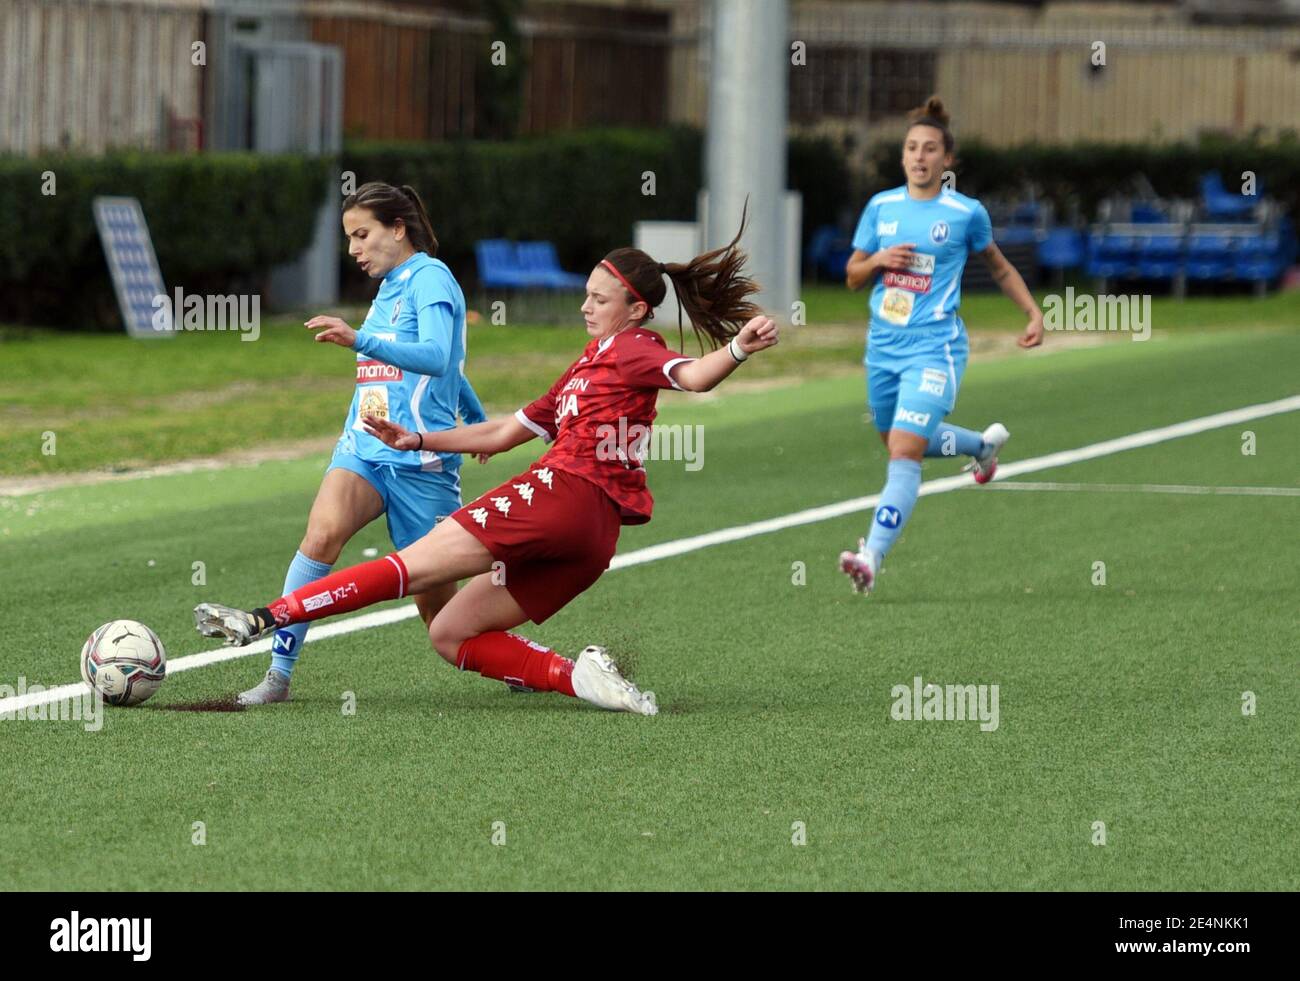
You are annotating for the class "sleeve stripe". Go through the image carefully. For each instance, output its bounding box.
[514,408,554,443]
[662,357,694,391]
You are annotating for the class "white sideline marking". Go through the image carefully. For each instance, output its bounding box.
[3,394,1297,715]
[985,481,1300,497]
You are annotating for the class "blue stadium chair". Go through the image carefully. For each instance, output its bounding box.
[805,224,854,280]
[1130,203,1166,224]
[516,241,587,290]
[1184,232,1235,281]
[996,226,1038,247]
[1136,235,1182,280]
[1086,233,1138,279]
[474,239,542,289]
[1037,228,1084,271]
[1233,233,1285,283]
[1199,172,1255,221]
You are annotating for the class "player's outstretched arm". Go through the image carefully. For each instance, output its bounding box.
[363,415,535,455]
[671,315,779,393]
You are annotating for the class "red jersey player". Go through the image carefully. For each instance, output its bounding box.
[194,226,779,715]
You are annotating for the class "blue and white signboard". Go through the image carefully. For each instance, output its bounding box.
[93,196,173,338]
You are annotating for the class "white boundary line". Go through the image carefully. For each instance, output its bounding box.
[3,394,1297,716]
[983,481,1300,497]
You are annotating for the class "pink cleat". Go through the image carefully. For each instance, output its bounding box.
[967,423,1009,485]
[839,539,879,595]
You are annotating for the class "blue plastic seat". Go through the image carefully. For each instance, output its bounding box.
[516,241,587,290]
[1037,228,1084,270]
[475,239,540,289]
[1199,172,1255,221]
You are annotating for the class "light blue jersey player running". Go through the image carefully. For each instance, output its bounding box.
[839,97,1043,595]
[236,182,488,704]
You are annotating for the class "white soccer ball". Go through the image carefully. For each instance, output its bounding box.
[80,620,167,706]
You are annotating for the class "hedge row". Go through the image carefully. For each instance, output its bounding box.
[866,135,1300,226]
[0,153,331,328]
[0,130,849,328]
[341,127,850,293]
[11,131,1291,328]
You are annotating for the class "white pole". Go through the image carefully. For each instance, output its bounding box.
[705,0,791,317]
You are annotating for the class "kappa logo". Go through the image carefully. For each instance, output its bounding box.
[469,507,489,528]
[532,467,554,489]
[930,221,950,244]
[302,590,334,613]
[876,505,901,528]
[878,220,898,236]
[918,367,948,397]
[491,495,512,517]
[894,407,932,427]
[513,482,535,505]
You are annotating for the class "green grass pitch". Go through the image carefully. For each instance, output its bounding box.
[1,323,1297,890]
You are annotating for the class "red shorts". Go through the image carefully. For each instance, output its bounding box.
[451,464,621,624]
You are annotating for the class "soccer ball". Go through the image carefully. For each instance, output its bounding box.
[80,620,167,706]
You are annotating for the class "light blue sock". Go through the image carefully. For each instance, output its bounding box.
[269,550,333,678]
[865,459,923,560]
[925,423,984,459]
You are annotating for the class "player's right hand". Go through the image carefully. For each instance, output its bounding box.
[362,416,421,451]
[875,243,917,270]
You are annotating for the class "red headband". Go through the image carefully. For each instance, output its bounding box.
[601,260,654,319]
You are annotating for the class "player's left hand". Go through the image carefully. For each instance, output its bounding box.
[474,453,492,465]
[734,315,779,355]
[306,316,358,348]
[361,416,421,451]
[1018,312,1044,349]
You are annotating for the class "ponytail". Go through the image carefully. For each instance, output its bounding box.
[600,206,761,352]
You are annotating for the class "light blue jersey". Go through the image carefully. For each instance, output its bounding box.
[339,251,470,472]
[852,185,992,352]
[852,185,992,438]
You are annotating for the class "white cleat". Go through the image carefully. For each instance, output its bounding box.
[571,646,658,716]
[237,669,291,706]
[966,423,1010,484]
[839,539,879,595]
[193,602,268,647]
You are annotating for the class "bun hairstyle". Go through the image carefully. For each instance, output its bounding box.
[906,95,954,153]
[341,181,439,256]
[600,211,762,352]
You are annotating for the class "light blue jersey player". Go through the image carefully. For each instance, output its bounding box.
[234,182,489,704]
[839,97,1044,595]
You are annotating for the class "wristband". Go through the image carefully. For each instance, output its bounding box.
[728,337,749,363]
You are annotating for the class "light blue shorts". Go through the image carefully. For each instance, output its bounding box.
[866,327,969,439]
[327,447,462,550]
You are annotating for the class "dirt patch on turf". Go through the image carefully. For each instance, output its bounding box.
[0,436,339,497]
[158,697,246,712]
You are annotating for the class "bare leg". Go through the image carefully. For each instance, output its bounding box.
[427,573,528,665]
[299,469,386,564]
[395,517,497,593]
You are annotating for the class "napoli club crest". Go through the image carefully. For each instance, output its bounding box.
[930,221,950,244]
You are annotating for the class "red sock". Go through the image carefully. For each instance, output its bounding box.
[456,632,576,697]
[263,553,409,627]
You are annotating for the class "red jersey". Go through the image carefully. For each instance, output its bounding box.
[513,328,695,524]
